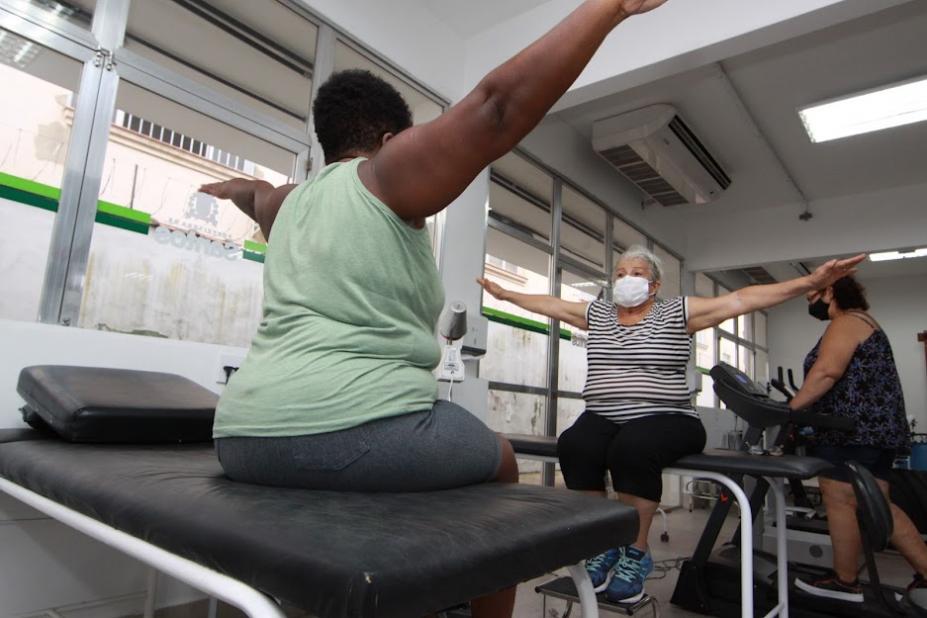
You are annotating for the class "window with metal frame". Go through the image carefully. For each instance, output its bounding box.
[4,0,453,337]
[81,81,296,345]
[693,273,769,408]
[557,268,603,417]
[560,186,606,272]
[481,227,551,390]
[124,0,317,132]
[490,152,553,240]
[654,243,681,299]
[0,27,83,321]
[612,213,646,256]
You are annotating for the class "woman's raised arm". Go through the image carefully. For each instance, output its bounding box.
[360,0,670,220]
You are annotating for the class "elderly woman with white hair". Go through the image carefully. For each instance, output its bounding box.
[478,245,864,604]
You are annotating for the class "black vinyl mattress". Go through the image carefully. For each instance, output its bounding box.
[0,439,638,618]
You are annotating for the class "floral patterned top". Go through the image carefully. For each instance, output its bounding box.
[804,314,910,449]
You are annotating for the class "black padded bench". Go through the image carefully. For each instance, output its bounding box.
[502,433,832,618]
[0,430,639,618]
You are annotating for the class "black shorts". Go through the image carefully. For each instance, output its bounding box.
[810,445,895,482]
[557,411,706,502]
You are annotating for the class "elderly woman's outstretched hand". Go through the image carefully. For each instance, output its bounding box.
[807,254,867,290]
[477,278,508,301]
[615,0,670,18]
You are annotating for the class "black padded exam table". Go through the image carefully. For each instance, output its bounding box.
[0,429,638,618]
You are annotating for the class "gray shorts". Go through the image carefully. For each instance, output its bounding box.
[215,400,502,492]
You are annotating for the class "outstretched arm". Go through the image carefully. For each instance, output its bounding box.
[686,254,866,334]
[199,179,297,240]
[478,278,589,330]
[361,0,669,221]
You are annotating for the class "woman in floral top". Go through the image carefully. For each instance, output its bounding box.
[791,275,925,610]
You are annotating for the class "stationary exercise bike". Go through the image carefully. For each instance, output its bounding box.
[671,363,924,617]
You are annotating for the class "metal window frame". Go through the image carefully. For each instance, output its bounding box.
[542,180,563,486]
[487,211,553,256]
[718,331,756,378]
[300,22,334,181]
[114,47,311,154]
[36,0,128,325]
[14,0,449,327]
[558,255,607,284]
[488,382,550,397]
[693,273,770,408]
[510,148,674,261]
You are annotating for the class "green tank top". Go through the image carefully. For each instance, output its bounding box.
[213,158,444,437]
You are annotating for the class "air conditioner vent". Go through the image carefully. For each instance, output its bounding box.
[600,145,643,167]
[593,105,730,207]
[622,163,661,183]
[654,192,688,207]
[637,178,677,195]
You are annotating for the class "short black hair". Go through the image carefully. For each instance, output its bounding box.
[831,275,869,311]
[312,70,412,164]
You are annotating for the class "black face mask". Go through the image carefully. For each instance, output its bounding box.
[808,298,831,321]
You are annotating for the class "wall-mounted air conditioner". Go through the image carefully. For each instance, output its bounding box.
[592,104,731,206]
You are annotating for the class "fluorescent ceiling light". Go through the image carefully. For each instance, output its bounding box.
[799,76,927,143]
[869,248,927,262]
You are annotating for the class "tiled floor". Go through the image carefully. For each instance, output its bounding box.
[134,505,922,617]
[513,506,731,618]
[514,505,921,618]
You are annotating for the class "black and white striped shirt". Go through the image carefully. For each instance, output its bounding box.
[582,297,697,423]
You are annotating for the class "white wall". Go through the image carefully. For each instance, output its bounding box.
[767,274,927,429]
[298,0,468,101]
[0,199,54,322]
[463,0,913,111]
[684,181,927,272]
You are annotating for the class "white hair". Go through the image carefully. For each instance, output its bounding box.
[616,245,663,283]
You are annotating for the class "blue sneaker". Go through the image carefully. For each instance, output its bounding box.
[605,546,653,604]
[585,547,622,593]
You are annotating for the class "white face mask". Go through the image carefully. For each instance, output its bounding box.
[613,276,652,308]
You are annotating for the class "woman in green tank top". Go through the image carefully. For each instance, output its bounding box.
[198,2,672,616]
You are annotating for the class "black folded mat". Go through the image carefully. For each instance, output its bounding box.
[0,440,639,618]
[17,366,217,443]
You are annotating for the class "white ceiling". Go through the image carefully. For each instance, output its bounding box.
[743,253,927,284]
[554,1,927,215]
[554,65,801,214]
[808,255,927,282]
[548,2,927,281]
[423,0,550,38]
[723,1,927,202]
